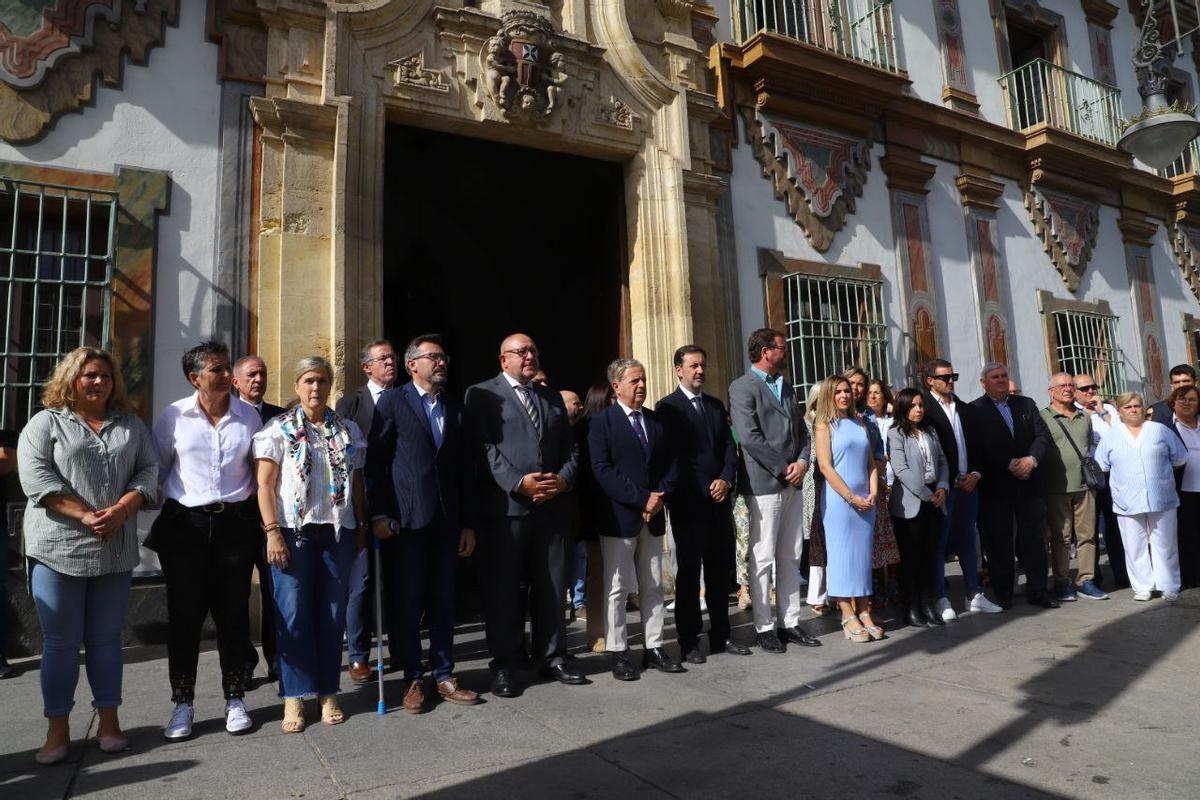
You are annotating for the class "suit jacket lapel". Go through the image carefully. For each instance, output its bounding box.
[401,384,434,444]
[496,374,539,440]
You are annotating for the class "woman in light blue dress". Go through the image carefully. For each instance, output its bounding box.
[814,376,880,643]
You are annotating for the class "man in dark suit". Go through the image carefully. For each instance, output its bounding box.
[1148,364,1196,423]
[590,358,683,680]
[921,358,1003,617]
[336,339,398,682]
[464,333,586,697]
[656,345,750,663]
[368,334,480,713]
[970,362,1058,609]
[232,355,286,683]
[728,328,818,653]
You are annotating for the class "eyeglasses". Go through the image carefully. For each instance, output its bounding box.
[365,354,396,365]
[411,353,450,365]
[503,346,539,358]
[1050,383,1076,391]
[1075,384,1098,393]
[930,373,959,382]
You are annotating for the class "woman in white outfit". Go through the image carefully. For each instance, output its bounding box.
[1094,392,1187,601]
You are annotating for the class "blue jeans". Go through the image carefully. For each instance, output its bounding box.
[570,540,587,609]
[344,549,369,664]
[30,563,131,717]
[936,486,980,599]
[272,524,356,698]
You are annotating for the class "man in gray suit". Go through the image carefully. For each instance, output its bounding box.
[465,333,587,697]
[728,328,820,653]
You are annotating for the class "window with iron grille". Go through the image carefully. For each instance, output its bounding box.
[1050,308,1127,399]
[0,178,116,430]
[784,270,889,409]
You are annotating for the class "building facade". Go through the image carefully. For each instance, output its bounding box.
[2,1,1200,646]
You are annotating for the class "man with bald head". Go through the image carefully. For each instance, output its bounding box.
[1073,374,1128,589]
[1041,373,1107,601]
[465,333,586,697]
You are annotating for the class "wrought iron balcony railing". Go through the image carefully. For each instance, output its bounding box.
[730,0,902,74]
[998,58,1123,147]
[1157,136,1200,178]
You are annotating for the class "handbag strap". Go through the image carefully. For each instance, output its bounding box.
[1052,414,1091,461]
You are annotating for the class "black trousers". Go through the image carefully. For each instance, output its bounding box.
[1096,486,1128,589]
[978,492,1049,605]
[893,503,941,613]
[670,505,735,651]
[1178,491,1200,589]
[154,499,258,702]
[481,508,568,671]
[392,517,460,680]
[246,531,277,674]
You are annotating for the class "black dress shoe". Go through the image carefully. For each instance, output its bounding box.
[0,657,15,679]
[491,669,519,698]
[920,601,945,626]
[644,647,686,673]
[998,598,1014,610]
[778,625,822,647]
[684,648,706,664]
[1029,597,1061,609]
[756,630,786,654]
[906,608,928,628]
[540,663,588,685]
[611,651,639,681]
[713,642,753,656]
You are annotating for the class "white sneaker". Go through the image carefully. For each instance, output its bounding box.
[969,593,1003,614]
[1163,591,1180,602]
[224,698,252,735]
[164,702,194,740]
[934,597,957,621]
[1133,591,1151,601]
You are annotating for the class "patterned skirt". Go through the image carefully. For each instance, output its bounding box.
[871,486,900,568]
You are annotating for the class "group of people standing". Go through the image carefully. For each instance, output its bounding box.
[9,326,1197,766]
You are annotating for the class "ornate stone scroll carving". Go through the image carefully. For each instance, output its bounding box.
[390,51,449,93]
[744,111,871,253]
[1024,185,1100,292]
[0,0,177,143]
[1172,223,1200,302]
[480,10,568,119]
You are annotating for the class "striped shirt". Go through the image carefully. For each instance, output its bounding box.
[18,407,159,576]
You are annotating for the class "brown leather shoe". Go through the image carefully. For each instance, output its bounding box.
[402,679,426,714]
[348,661,372,683]
[436,676,480,706]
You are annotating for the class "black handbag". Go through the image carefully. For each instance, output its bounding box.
[1053,416,1105,491]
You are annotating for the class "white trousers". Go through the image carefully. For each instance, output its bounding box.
[746,487,804,633]
[1117,511,1181,595]
[601,526,665,651]
[807,565,827,606]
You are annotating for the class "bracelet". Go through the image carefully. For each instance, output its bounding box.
[262,522,281,533]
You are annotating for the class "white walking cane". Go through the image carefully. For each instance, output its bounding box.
[372,533,386,715]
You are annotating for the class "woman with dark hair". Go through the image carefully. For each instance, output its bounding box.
[887,389,950,627]
[814,376,880,642]
[575,382,613,652]
[1164,384,1200,588]
[18,347,158,764]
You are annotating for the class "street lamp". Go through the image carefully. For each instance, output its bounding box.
[1118,0,1200,168]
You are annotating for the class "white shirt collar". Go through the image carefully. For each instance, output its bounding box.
[414,383,439,404]
[932,390,954,407]
[678,385,702,402]
[367,379,389,400]
[616,399,642,417]
[501,372,529,390]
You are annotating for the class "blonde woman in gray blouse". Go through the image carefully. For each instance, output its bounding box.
[18,347,158,766]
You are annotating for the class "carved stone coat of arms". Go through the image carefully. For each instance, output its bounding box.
[480,11,567,119]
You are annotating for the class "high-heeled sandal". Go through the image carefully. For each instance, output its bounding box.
[858,611,885,640]
[841,616,870,643]
[319,695,345,725]
[281,697,306,733]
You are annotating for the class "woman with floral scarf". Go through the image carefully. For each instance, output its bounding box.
[254,356,367,732]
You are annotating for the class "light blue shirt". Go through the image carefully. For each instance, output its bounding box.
[1094,422,1187,515]
[415,384,444,450]
[750,366,784,404]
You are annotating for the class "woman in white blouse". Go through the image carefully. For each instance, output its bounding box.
[254,356,366,732]
[1094,392,1187,601]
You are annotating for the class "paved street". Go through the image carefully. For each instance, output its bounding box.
[2,580,1199,800]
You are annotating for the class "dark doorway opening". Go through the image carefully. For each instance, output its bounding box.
[382,125,627,398]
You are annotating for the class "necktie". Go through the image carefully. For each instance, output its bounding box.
[427,395,443,450]
[692,395,704,417]
[517,384,542,436]
[630,410,649,454]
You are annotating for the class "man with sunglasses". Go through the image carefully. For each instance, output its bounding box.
[1073,375,1128,590]
[337,340,398,681]
[921,359,1002,617]
[465,333,586,697]
[367,334,480,712]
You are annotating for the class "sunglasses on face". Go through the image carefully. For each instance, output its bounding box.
[1075,384,1098,393]
[930,373,959,382]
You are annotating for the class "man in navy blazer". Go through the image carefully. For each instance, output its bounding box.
[590,358,683,681]
[655,345,751,663]
[367,335,480,713]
